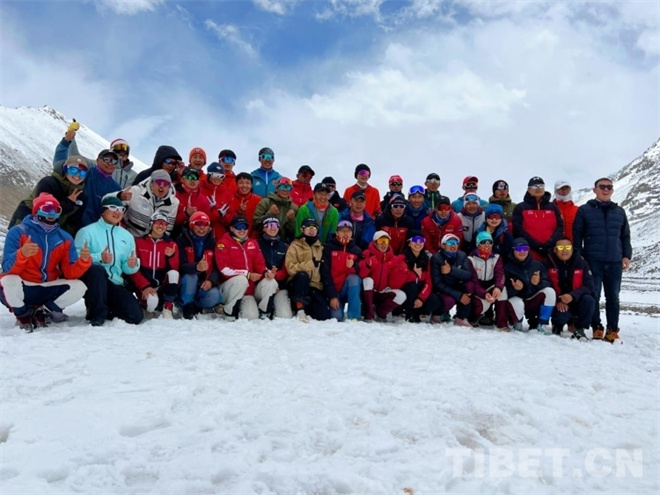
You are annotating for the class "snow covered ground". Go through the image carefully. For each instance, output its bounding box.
[0,298,658,494]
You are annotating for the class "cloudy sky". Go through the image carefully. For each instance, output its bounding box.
[1,0,658,199]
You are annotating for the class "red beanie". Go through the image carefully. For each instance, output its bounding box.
[32,193,60,215]
[189,211,210,225]
[189,147,207,164]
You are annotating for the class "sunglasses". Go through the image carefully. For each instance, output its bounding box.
[391,204,406,210]
[463,195,479,202]
[100,156,118,165]
[66,167,87,179]
[487,214,502,220]
[444,239,459,246]
[277,185,292,192]
[220,157,235,165]
[233,223,249,231]
[357,170,370,178]
[152,220,168,227]
[409,185,424,195]
[163,158,178,165]
[264,222,279,230]
[597,184,614,191]
[104,205,126,213]
[514,246,530,253]
[390,182,402,187]
[529,185,545,190]
[478,240,493,246]
[259,153,274,161]
[303,225,318,231]
[182,173,200,180]
[375,237,390,245]
[153,179,171,187]
[192,221,210,228]
[464,182,478,189]
[410,236,425,244]
[426,179,441,185]
[555,245,573,251]
[438,204,451,212]
[38,205,62,217]
[208,172,225,180]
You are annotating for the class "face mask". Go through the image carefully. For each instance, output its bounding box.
[555,192,572,202]
[304,234,318,245]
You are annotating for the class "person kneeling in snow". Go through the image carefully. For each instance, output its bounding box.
[215,215,277,321]
[175,212,221,320]
[504,238,557,334]
[1,193,91,332]
[75,195,142,326]
[358,230,407,322]
[129,212,180,319]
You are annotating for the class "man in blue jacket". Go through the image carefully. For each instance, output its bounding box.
[251,147,282,198]
[572,177,632,343]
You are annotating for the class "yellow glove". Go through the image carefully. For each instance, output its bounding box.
[67,119,80,132]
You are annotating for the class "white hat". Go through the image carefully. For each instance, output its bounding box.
[441,233,460,244]
[554,180,571,190]
[373,230,391,241]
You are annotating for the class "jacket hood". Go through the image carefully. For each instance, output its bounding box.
[151,145,182,169]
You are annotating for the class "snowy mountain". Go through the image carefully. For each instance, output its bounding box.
[0,105,147,248]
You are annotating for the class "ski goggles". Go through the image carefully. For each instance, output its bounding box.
[555,245,573,251]
[514,245,530,253]
[191,220,211,228]
[409,185,424,195]
[478,239,493,246]
[375,237,390,245]
[463,194,480,203]
[464,182,478,189]
[220,156,235,165]
[357,170,371,178]
[302,225,319,232]
[113,143,129,153]
[65,167,87,179]
[38,204,62,217]
[153,178,171,187]
[152,219,168,227]
[104,205,126,213]
[208,172,225,180]
[264,222,280,230]
[100,156,119,165]
[182,172,200,180]
[163,158,178,165]
[409,236,425,244]
[233,223,249,231]
[437,204,451,212]
[259,153,274,161]
[390,182,402,187]
[487,214,502,220]
[443,238,459,246]
[426,178,441,185]
[390,204,406,210]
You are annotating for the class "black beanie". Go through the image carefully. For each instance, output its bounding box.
[354,163,371,179]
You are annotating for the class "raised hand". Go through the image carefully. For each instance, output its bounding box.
[530,271,540,286]
[79,240,91,262]
[164,246,175,257]
[510,278,523,291]
[119,187,132,201]
[440,260,451,275]
[127,250,138,269]
[20,236,39,257]
[101,245,113,264]
[68,188,83,203]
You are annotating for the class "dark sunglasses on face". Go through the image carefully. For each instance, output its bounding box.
[233,223,249,231]
[66,167,87,179]
[101,156,118,165]
[478,240,493,246]
[597,184,613,191]
[163,158,178,165]
[410,236,425,244]
[514,246,530,253]
[220,157,235,165]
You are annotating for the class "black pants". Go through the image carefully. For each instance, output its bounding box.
[401,282,442,320]
[81,265,143,325]
[288,272,330,321]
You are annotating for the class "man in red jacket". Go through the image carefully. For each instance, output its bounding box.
[291,165,315,207]
[174,167,211,233]
[342,164,381,217]
[421,195,463,254]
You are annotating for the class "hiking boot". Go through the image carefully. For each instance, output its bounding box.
[537,324,552,335]
[440,312,452,323]
[478,315,493,326]
[454,318,473,328]
[90,317,105,327]
[259,311,271,320]
[571,328,589,342]
[48,311,68,323]
[32,309,49,329]
[182,303,197,320]
[552,325,562,336]
[604,329,621,344]
[592,323,605,340]
[16,311,34,333]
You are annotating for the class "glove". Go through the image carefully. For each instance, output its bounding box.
[207,195,216,208]
[218,204,229,217]
[67,119,80,132]
[313,258,321,268]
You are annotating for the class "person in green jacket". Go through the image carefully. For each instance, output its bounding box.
[294,183,339,245]
[253,177,298,242]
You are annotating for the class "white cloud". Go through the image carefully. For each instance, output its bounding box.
[95,0,164,15]
[252,0,298,16]
[205,19,258,58]
[637,28,660,57]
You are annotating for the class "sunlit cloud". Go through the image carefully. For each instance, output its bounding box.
[95,0,164,15]
[205,19,258,58]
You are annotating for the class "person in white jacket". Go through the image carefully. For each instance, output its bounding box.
[123,169,179,238]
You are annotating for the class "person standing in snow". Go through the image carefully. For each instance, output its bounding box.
[338,190,376,251]
[295,183,339,245]
[552,180,578,242]
[132,145,184,185]
[290,165,315,207]
[251,147,282,198]
[572,177,632,343]
[421,195,463,255]
[451,176,489,213]
[187,147,207,182]
[75,195,143,326]
[123,169,179,238]
[109,138,137,189]
[488,180,516,225]
[322,176,348,213]
[342,164,381,218]
[174,167,211,235]
[254,177,298,243]
[1,193,91,332]
[423,173,442,213]
[380,175,405,213]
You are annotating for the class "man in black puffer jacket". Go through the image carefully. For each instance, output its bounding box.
[572,177,632,343]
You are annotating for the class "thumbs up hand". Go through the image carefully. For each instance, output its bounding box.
[119,187,132,201]
[127,250,138,269]
[79,240,91,262]
[20,236,39,257]
[101,245,113,264]
[67,119,80,132]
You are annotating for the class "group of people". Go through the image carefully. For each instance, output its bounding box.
[1,121,632,343]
